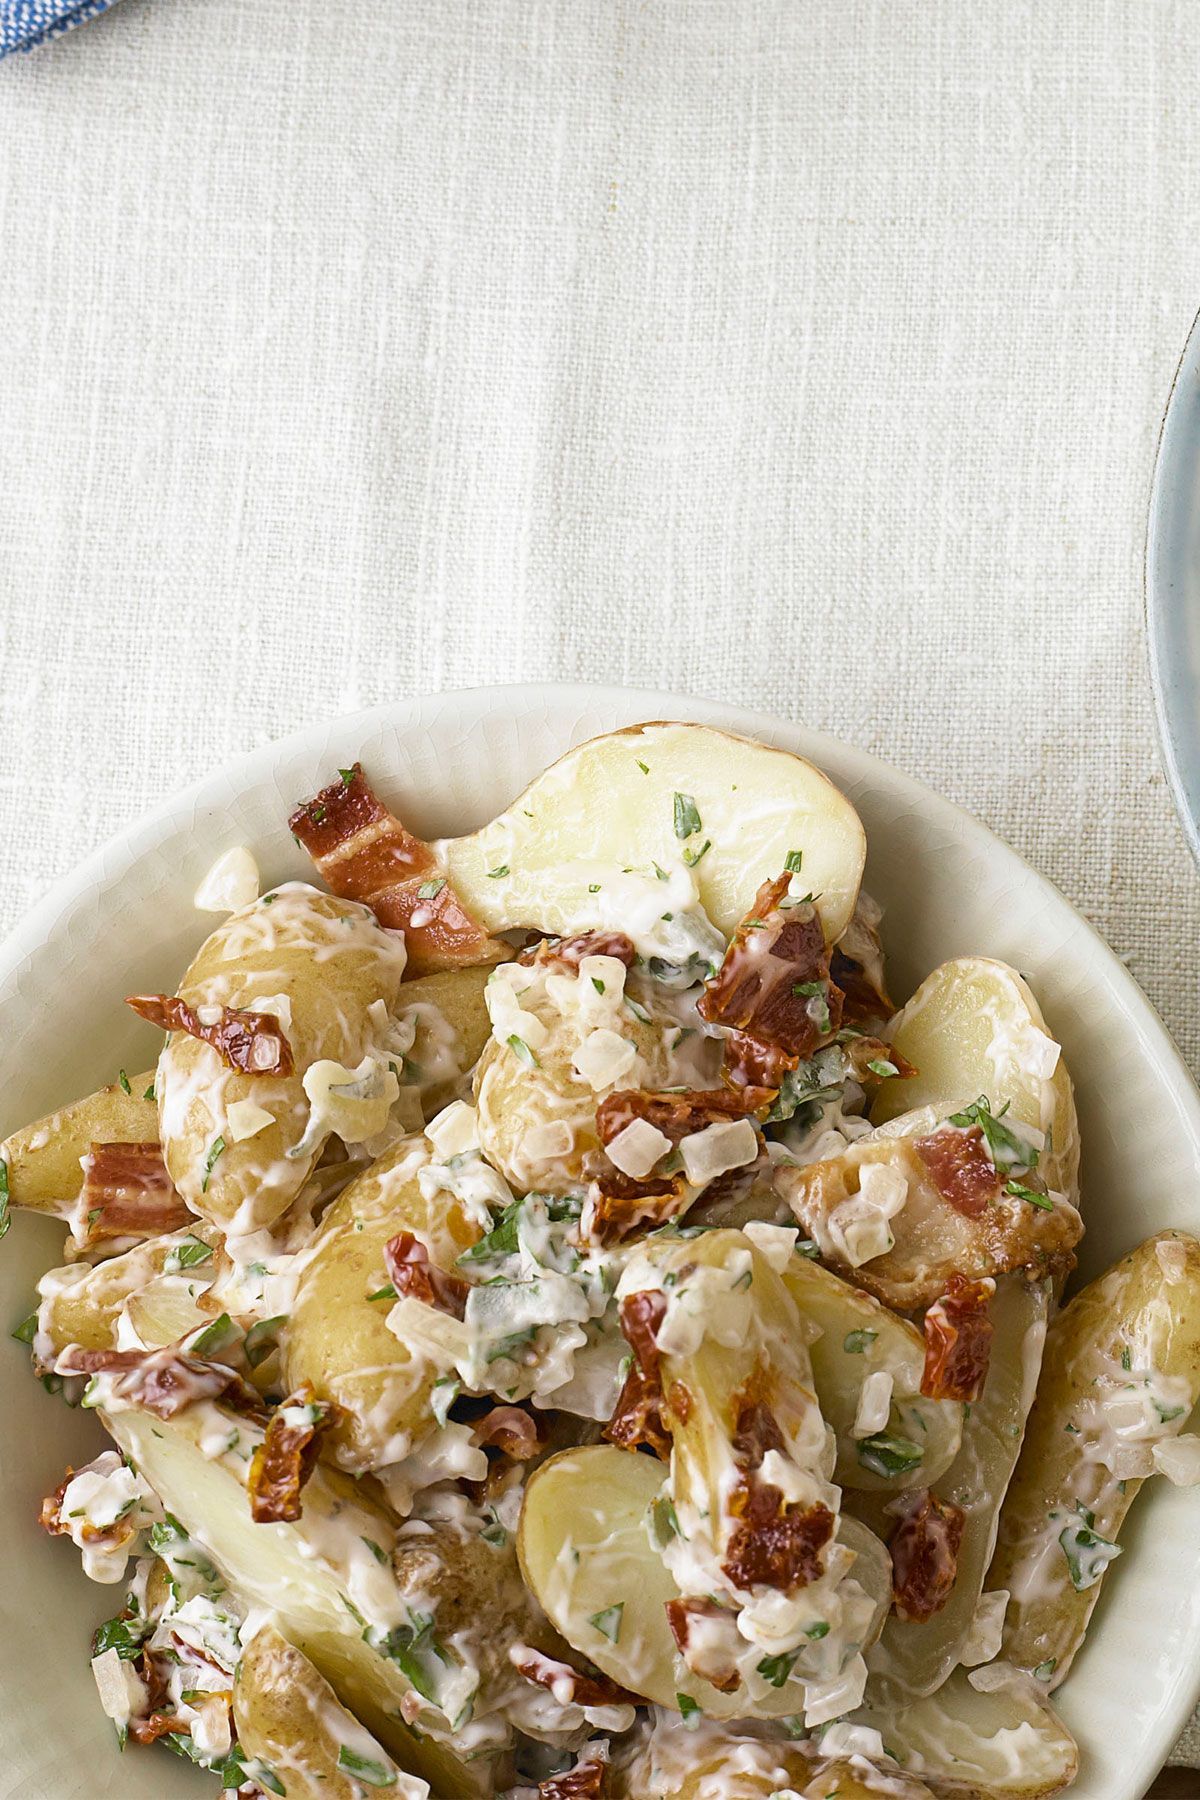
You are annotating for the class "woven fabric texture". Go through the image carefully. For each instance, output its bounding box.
[1,0,1199,1764]
[0,0,113,59]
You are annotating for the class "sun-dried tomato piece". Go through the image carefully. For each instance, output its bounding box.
[922,1273,996,1402]
[619,1290,667,1379]
[521,931,637,972]
[588,1087,769,1240]
[384,1230,470,1320]
[720,1390,835,1593]
[722,1029,796,1090]
[247,1387,336,1524]
[664,1596,742,1692]
[914,1125,1001,1219]
[731,1395,787,1467]
[830,946,894,1031]
[472,1405,541,1460]
[540,1757,608,1799]
[839,1034,917,1086]
[73,1141,190,1252]
[605,1359,672,1459]
[53,1345,257,1418]
[587,1169,688,1246]
[889,1489,966,1622]
[289,763,501,975]
[511,1644,637,1710]
[126,994,294,1077]
[700,873,842,1056]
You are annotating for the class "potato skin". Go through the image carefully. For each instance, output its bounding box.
[0,1071,157,1216]
[614,1723,934,1799]
[399,962,499,1112]
[234,1625,413,1800]
[35,1224,219,1356]
[284,1135,480,1470]
[155,884,408,1230]
[988,1230,1200,1686]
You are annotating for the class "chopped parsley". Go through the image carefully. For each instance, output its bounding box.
[866,1057,899,1079]
[682,837,712,867]
[856,1433,923,1479]
[200,1135,226,1194]
[337,1746,395,1787]
[416,878,446,901]
[636,759,650,774]
[457,1203,520,1265]
[487,864,509,879]
[756,1650,798,1687]
[367,1282,399,1302]
[673,792,702,839]
[506,1034,540,1069]
[588,1603,624,1643]
[117,1069,132,1095]
[164,1236,214,1273]
[11,1311,37,1345]
[1033,1658,1057,1682]
[649,1494,681,1547]
[1120,1345,1132,1372]
[592,976,606,994]
[1005,1178,1052,1211]
[92,1613,145,1661]
[677,1692,702,1726]
[947,1095,1037,1172]
[142,1083,156,1101]
[244,1315,286,1368]
[784,849,804,873]
[843,1329,878,1354]
[338,767,356,785]
[1057,1502,1121,1591]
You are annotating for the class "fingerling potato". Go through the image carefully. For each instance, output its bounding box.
[284,1136,480,1471]
[154,883,408,1230]
[0,1070,157,1216]
[34,1225,220,1358]
[615,1716,935,1800]
[988,1230,1200,1687]
[396,963,501,1114]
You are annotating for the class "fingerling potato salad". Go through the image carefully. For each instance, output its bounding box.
[7,721,1199,1800]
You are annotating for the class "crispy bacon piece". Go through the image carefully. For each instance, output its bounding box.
[248,1386,336,1524]
[126,993,293,1077]
[73,1141,189,1252]
[54,1345,256,1418]
[588,1087,769,1241]
[698,873,843,1090]
[521,931,637,971]
[889,1489,966,1622]
[721,1392,835,1592]
[914,1126,1001,1219]
[606,1290,671,1457]
[922,1273,996,1402]
[289,763,501,976]
[472,1405,541,1460]
[540,1758,608,1799]
[665,1596,742,1693]
[384,1230,470,1319]
[511,1644,637,1710]
[831,946,894,1030]
[128,1708,193,1746]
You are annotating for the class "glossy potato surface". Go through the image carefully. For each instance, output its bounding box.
[235,1625,419,1799]
[0,1070,157,1216]
[989,1231,1200,1687]
[36,1225,220,1356]
[616,1725,935,1800]
[398,962,499,1112]
[284,1135,480,1470]
[441,722,866,942]
[871,957,1080,1207]
[784,1255,962,1490]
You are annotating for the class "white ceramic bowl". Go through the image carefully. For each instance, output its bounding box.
[2,684,1198,1800]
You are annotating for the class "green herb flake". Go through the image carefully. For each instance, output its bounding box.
[947,1095,1037,1172]
[783,849,804,874]
[588,882,601,893]
[165,1236,214,1273]
[677,1692,702,1726]
[673,792,702,839]
[856,1432,924,1479]
[337,1745,395,1787]
[486,864,509,879]
[416,878,446,901]
[187,1311,236,1357]
[794,1238,821,1259]
[592,976,606,995]
[201,1135,226,1194]
[11,1311,38,1345]
[507,1034,540,1069]
[756,1650,798,1687]
[682,838,712,867]
[1120,1345,1132,1372]
[1057,1504,1121,1592]
[118,1069,132,1095]
[1005,1178,1053,1211]
[244,1315,286,1368]
[636,759,650,774]
[866,1057,899,1079]
[338,767,356,785]
[843,1329,878,1354]
[588,1603,624,1643]
[649,1494,681,1548]
[0,1157,10,1241]
[92,1614,144,1660]
[805,1620,830,1638]
[142,1083,156,1102]
[1033,1658,1057,1682]
[367,1282,399,1302]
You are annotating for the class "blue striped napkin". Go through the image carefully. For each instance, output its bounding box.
[1,0,115,59]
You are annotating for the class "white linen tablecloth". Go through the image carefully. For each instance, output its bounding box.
[1,0,1199,1767]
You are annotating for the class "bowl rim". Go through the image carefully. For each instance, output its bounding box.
[3,677,1199,1796]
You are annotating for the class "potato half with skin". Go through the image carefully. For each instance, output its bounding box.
[871,957,1080,1208]
[0,1070,157,1216]
[854,1276,1049,1696]
[235,1625,428,1799]
[849,1669,1078,1800]
[397,963,499,1113]
[104,1403,486,1797]
[988,1230,1200,1688]
[155,883,408,1230]
[439,722,867,944]
[783,1255,962,1491]
[614,1718,936,1800]
[34,1224,220,1357]
[518,1444,890,1720]
[284,1135,480,1471]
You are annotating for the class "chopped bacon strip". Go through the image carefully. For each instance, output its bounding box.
[472,1405,541,1460]
[511,1644,637,1710]
[606,1291,672,1457]
[54,1345,257,1418]
[698,873,843,1089]
[922,1273,996,1402]
[521,931,637,971]
[540,1758,609,1799]
[721,1392,835,1592]
[665,1596,742,1693]
[889,1489,966,1622]
[289,763,501,976]
[831,946,894,1030]
[126,993,293,1077]
[248,1386,336,1524]
[384,1230,470,1320]
[914,1125,1001,1219]
[73,1141,190,1252]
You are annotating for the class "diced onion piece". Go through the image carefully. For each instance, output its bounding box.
[959,1588,1009,1667]
[829,1160,908,1267]
[743,1221,797,1270]
[802,1652,868,1727]
[852,1369,894,1438]
[818,1722,891,1761]
[426,1099,481,1160]
[605,1118,673,1179]
[679,1117,759,1186]
[226,1098,274,1143]
[524,1120,576,1161]
[1157,1238,1189,1285]
[193,846,260,913]
[91,1648,148,1726]
[572,1028,638,1091]
[1022,1028,1061,1080]
[1153,1434,1200,1485]
[302,1055,399,1145]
